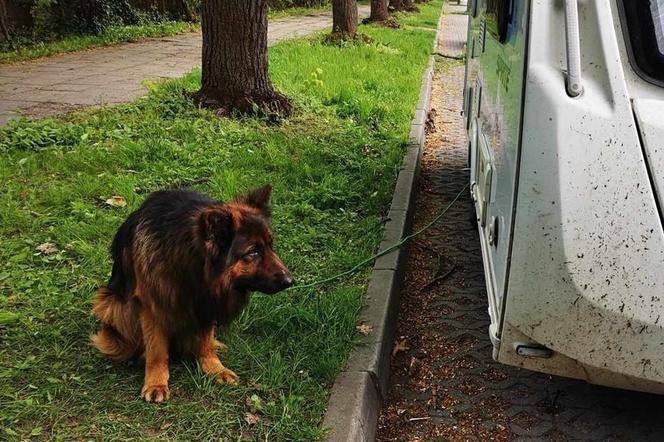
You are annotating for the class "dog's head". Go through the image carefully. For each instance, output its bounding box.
[198,185,294,296]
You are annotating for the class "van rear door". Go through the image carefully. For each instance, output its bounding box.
[465,0,530,342]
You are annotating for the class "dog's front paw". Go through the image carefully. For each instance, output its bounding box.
[141,384,170,403]
[214,367,239,386]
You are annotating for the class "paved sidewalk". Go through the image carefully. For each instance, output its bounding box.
[438,2,467,58]
[0,6,369,124]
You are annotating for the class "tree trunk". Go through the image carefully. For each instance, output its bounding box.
[403,0,417,10]
[389,0,402,11]
[0,0,13,47]
[390,0,416,11]
[368,0,389,22]
[193,0,291,116]
[332,0,358,38]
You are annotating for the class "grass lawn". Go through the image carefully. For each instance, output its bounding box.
[0,1,442,440]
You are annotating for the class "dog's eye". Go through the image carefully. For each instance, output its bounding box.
[243,247,261,261]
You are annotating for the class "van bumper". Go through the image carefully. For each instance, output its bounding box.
[495,321,664,394]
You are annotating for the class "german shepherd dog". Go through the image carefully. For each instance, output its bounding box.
[91,185,293,402]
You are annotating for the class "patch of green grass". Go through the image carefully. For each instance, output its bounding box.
[268,5,330,19]
[398,0,442,29]
[0,1,441,440]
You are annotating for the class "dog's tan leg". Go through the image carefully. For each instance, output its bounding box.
[140,310,170,402]
[197,327,239,385]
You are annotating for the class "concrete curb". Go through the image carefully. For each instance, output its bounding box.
[322,6,443,440]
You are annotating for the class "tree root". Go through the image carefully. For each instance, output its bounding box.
[323,32,374,46]
[389,4,420,13]
[191,88,293,120]
[363,17,401,28]
[433,51,464,60]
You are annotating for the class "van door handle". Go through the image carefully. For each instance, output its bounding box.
[564,0,583,96]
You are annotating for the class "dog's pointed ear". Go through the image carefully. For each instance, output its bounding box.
[238,184,272,215]
[198,207,234,252]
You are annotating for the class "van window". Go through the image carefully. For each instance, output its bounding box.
[486,0,512,43]
[620,0,664,86]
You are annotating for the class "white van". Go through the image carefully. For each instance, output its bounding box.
[463,0,664,392]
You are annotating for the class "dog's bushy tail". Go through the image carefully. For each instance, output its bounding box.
[91,287,140,361]
[92,210,142,360]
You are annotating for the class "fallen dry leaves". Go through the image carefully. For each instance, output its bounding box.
[104,196,127,208]
[392,338,410,356]
[356,322,373,336]
[35,242,58,255]
[244,413,260,425]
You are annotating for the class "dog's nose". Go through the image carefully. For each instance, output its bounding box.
[279,272,294,289]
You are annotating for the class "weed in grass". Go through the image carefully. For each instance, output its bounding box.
[0,1,442,439]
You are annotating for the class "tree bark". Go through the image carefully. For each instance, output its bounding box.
[368,0,389,22]
[193,0,291,116]
[389,0,402,11]
[403,0,417,10]
[332,0,358,38]
[390,0,416,11]
[0,0,13,47]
